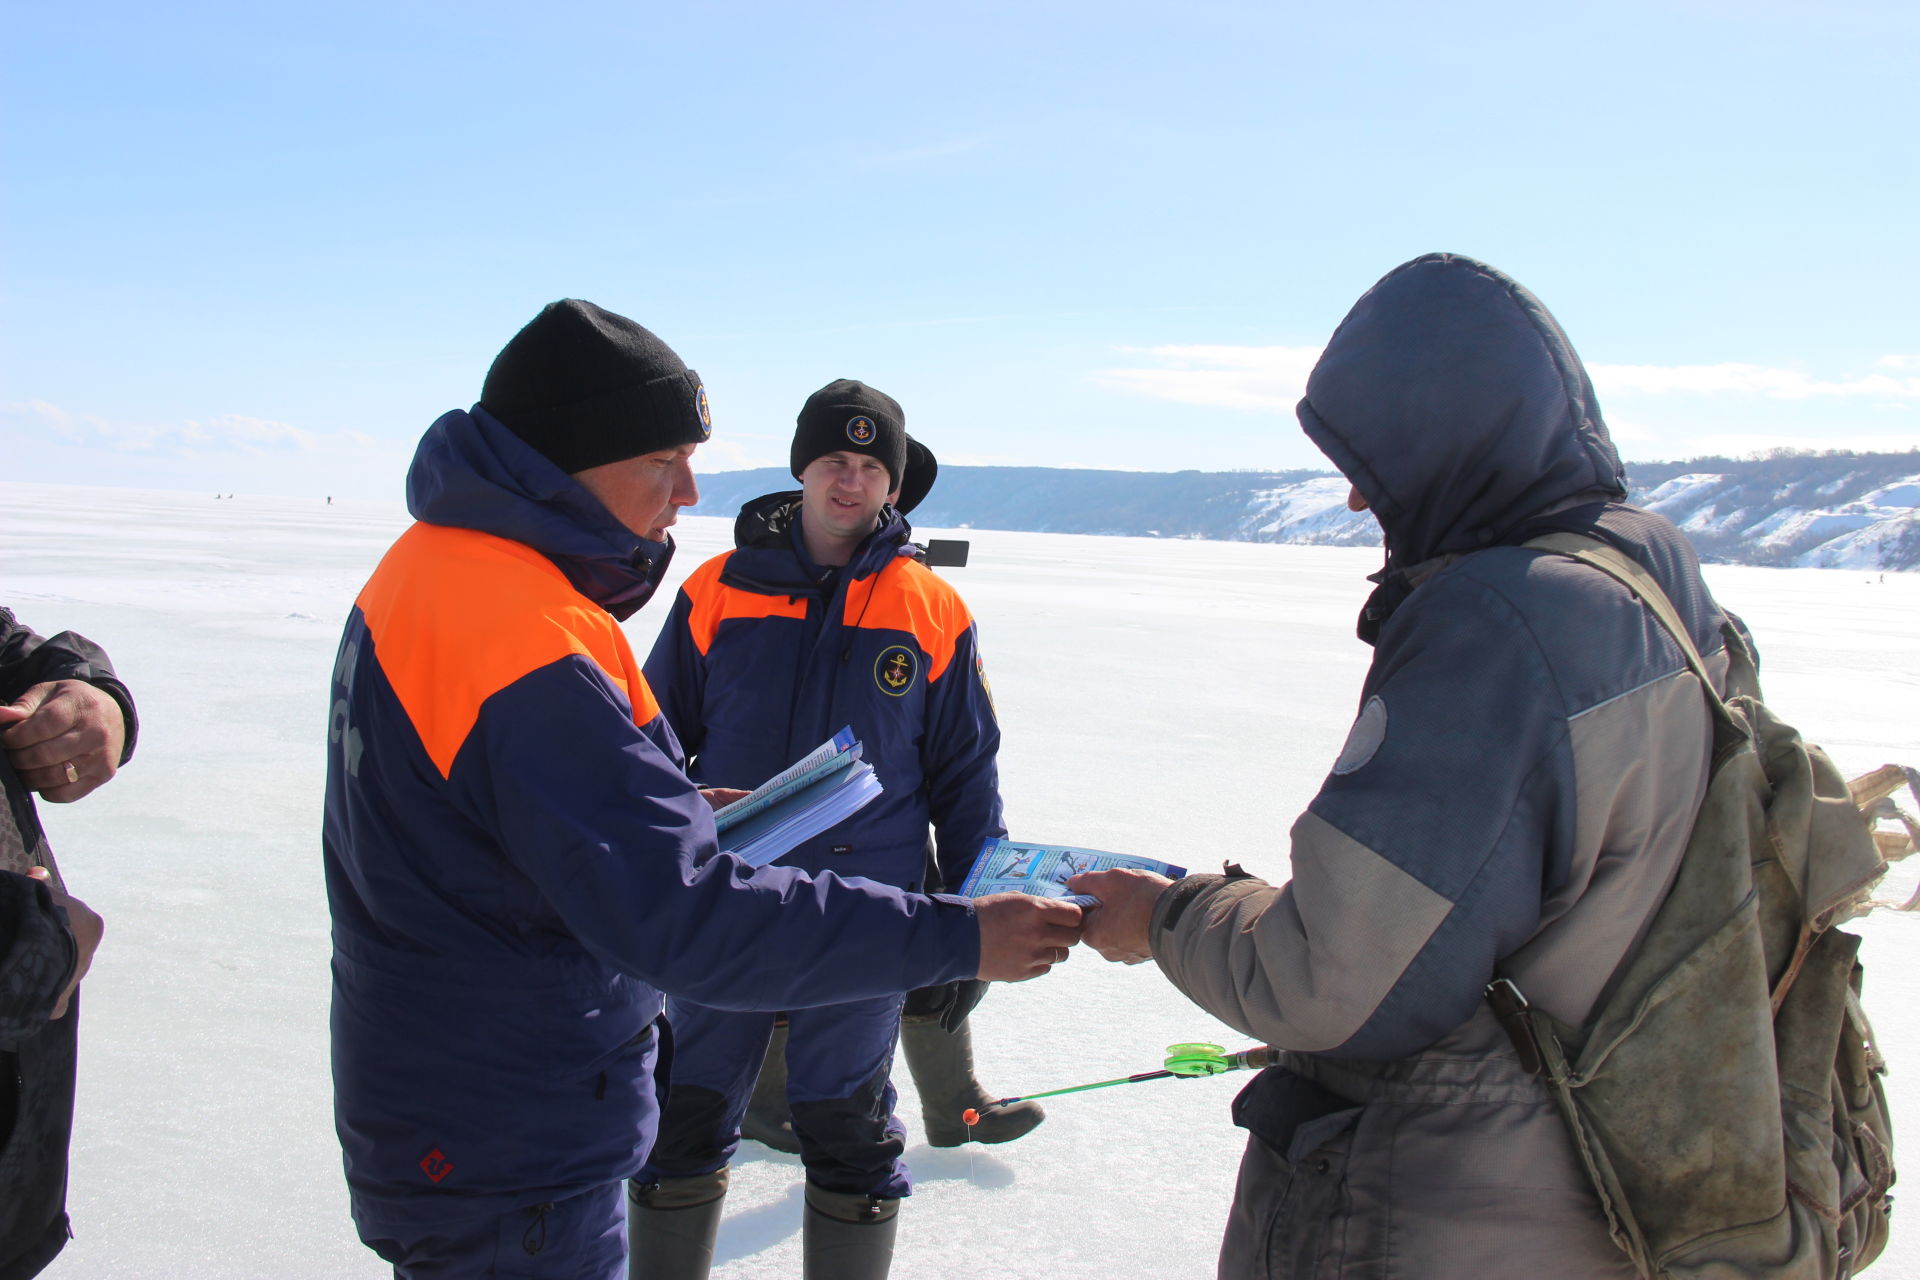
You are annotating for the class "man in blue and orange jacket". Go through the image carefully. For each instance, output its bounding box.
[630,380,1017,1280]
[322,304,1082,1280]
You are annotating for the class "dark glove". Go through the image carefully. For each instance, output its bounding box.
[901,978,988,1032]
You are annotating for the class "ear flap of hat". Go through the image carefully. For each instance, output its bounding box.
[895,434,937,514]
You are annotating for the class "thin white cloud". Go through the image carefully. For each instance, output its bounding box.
[693,433,784,473]
[6,400,325,454]
[1095,348,1920,410]
[1599,415,1658,443]
[4,400,418,499]
[191,414,320,451]
[1091,344,1323,412]
[1590,362,1920,400]
[1671,431,1920,459]
[860,135,987,168]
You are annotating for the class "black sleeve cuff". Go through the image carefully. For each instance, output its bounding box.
[88,675,139,764]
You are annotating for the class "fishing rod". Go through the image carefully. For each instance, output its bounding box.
[959,1042,1279,1127]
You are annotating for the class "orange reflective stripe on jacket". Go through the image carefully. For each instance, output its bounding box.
[355,522,659,778]
[841,560,970,681]
[682,555,808,656]
[683,553,970,680]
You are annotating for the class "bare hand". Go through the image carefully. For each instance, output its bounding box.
[0,679,127,802]
[973,893,1084,982]
[26,867,103,1019]
[699,787,750,811]
[1066,868,1174,964]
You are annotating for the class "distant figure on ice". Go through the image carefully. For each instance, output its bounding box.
[1,606,138,1279]
[322,300,1081,1280]
[631,381,1036,1280]
[1073,254,1758,1279]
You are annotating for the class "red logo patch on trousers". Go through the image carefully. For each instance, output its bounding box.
[419,1148,454,1183]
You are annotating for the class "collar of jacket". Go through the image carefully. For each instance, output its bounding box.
[403,405,674,622]
[1353,494,1626,644]
[719,490,910,598]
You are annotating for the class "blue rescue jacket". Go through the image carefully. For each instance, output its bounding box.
[323,410,978,1229]
[644,493,1004,893]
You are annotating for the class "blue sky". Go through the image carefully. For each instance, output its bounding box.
[3,0,1916,500]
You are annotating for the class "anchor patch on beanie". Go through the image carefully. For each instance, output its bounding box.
[846,415,877,446]
[695,384,712,435]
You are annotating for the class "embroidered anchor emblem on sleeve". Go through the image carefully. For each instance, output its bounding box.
[875,646,917,696]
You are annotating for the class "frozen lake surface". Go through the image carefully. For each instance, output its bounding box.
[3,480,1917,1279]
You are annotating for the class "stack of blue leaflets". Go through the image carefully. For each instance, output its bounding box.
[712,727,883,867]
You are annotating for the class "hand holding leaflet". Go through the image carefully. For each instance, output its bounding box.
[1067,867,1176,965]
[712,728,884,867]
[956,837,1185,908]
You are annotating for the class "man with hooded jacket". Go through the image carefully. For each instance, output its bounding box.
[1074,254,1751,1278]
[323,304,1081,1280]
[630,380,1026,1279]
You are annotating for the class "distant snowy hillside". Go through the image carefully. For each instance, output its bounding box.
[692,450,1920,570]
[1629,455,1920,570]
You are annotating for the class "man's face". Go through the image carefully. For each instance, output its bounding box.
[571,443,701,542]
[799,450,898,546]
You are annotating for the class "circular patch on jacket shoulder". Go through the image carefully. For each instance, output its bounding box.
[1331,695,1387,776]
[875,645,917,696]
[846,415,877,446]
[695,384,712,436]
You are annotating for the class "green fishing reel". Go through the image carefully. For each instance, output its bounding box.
[1162,1042,1233,1076]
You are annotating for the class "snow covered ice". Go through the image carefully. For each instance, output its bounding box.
[4,480,1917,1279]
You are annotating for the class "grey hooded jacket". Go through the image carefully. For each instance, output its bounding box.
[1149,255,1751,1279]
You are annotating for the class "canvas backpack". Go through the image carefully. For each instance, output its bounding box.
[1486,532,1898,1280]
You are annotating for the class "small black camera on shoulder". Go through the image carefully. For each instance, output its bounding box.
[913,539,970,569]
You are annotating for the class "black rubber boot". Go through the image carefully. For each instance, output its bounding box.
[627,1168,728,1280]
[738,1021,800,1154]
[801,1184,899,1280]
[901,1015,1045,1147]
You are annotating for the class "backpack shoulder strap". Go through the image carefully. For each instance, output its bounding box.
[1522,531,1741,742]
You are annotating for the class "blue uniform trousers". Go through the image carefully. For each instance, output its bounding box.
[359,1181,626,1278]
[640,992,911,1198]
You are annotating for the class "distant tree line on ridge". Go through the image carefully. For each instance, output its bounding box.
[687,449,1920,571]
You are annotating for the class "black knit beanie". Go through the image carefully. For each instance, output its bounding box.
[790,379,907,486]
[481,299,712,474]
